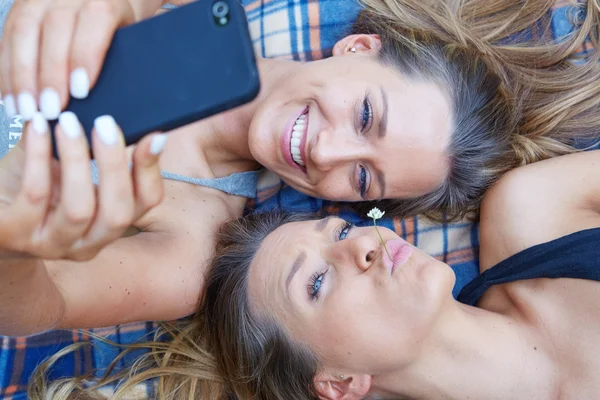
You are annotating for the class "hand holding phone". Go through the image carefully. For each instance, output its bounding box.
[50,0,260,157]
[0,112,165,261]
[0,0,138,121]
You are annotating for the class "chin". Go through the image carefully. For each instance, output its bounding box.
[247,122,272,165]
[417,261,456,311]
[439,263,457,293]
[433,266,457,309]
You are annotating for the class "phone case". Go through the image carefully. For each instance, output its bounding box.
[51,0,260,157]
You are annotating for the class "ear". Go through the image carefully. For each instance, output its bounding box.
[314,371,372,400]
[332,34,382,57]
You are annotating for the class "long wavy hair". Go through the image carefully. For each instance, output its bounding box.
[29,212,324,400]
[347,0,600,221]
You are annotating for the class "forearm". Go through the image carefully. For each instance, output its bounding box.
[0,258,65,337]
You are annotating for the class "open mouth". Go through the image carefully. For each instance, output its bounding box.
[289,109,309,168]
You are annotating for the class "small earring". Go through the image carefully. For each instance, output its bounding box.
[350,47,356,53]
[340,374,345,379]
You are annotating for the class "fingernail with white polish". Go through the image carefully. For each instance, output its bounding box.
[17,91,37,120]
[39,88,61,120]
[59,111,82,138]
[70,68,90,99]
[32,112,48,135]
[94,115,118,145]
[150,134,167,155]
[3,94,17,118]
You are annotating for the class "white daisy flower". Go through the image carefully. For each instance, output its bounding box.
[367,207,392,261]
[367,207,385,220]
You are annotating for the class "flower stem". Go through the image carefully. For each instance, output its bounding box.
[374,220,393,262]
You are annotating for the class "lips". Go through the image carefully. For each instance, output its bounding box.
[281,106,309,173]
[382,239,413,274]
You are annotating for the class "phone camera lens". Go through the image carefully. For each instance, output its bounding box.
[212,1,230,19]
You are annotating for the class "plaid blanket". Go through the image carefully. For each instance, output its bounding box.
[0,0,595,397]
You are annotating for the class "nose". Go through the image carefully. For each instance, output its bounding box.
[338,234,378,273]
[310,128,366,172]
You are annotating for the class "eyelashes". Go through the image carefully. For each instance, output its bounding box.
[361,95,373,132]
[335,221,353,241]
[307,221,352,301]
[358,166,367,199]
[307,270,326,300]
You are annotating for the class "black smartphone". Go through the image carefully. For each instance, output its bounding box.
[51,0,260,157]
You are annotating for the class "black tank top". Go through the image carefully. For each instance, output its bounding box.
[457,228,600,306]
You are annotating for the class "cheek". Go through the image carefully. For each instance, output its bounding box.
[314,287,395,362]
[272,67,319,101]
[249,102,281,161]
[379,149,447,197]
[313,174,351,201]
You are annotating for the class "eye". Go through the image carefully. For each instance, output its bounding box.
[360,96,373,132]
[356,165,368,199]
[335,221,353,241]
[307,270,328,301]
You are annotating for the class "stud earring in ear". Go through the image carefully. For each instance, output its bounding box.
[350,47,356,53]
[340,374,345,379]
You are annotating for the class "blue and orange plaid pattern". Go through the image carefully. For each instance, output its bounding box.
[0,0,596,398]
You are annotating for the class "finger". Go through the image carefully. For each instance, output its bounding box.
[78,115,133,251]
[9,2,49,120]
[0,40,18,118]
[0,92,18,119]
[42,111,95,254]
[131,133,167,219]
[0,4,16,115]
[69,0,135,99]
[9,113,52,250]
[38,3,83,120]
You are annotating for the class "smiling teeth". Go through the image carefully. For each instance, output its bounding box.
[291,114,306,167]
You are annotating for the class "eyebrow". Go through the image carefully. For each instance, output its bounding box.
[374,87,388,200]
[286,251,306,294]
[315,216,333,232]
[285,219,331,295]
[379,86,388,139]
[377,170,386,200]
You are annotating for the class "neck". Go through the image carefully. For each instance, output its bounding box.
[202,57,301,164]
[372,302,551,400]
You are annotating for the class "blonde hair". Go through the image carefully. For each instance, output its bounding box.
[349,0,600,221]
[28,322,227,399]
[30,212,323,400]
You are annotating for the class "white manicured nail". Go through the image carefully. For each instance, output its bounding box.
[59,111,82,138]
[149,134,167,155]
[94,115,118,145]
[32,112,48,135]
[3,94,17,117]
[70,68,90,99]
[17,91,37,120]
[39,88,61,120]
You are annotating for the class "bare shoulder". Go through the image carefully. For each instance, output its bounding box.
[479,151,600,272]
